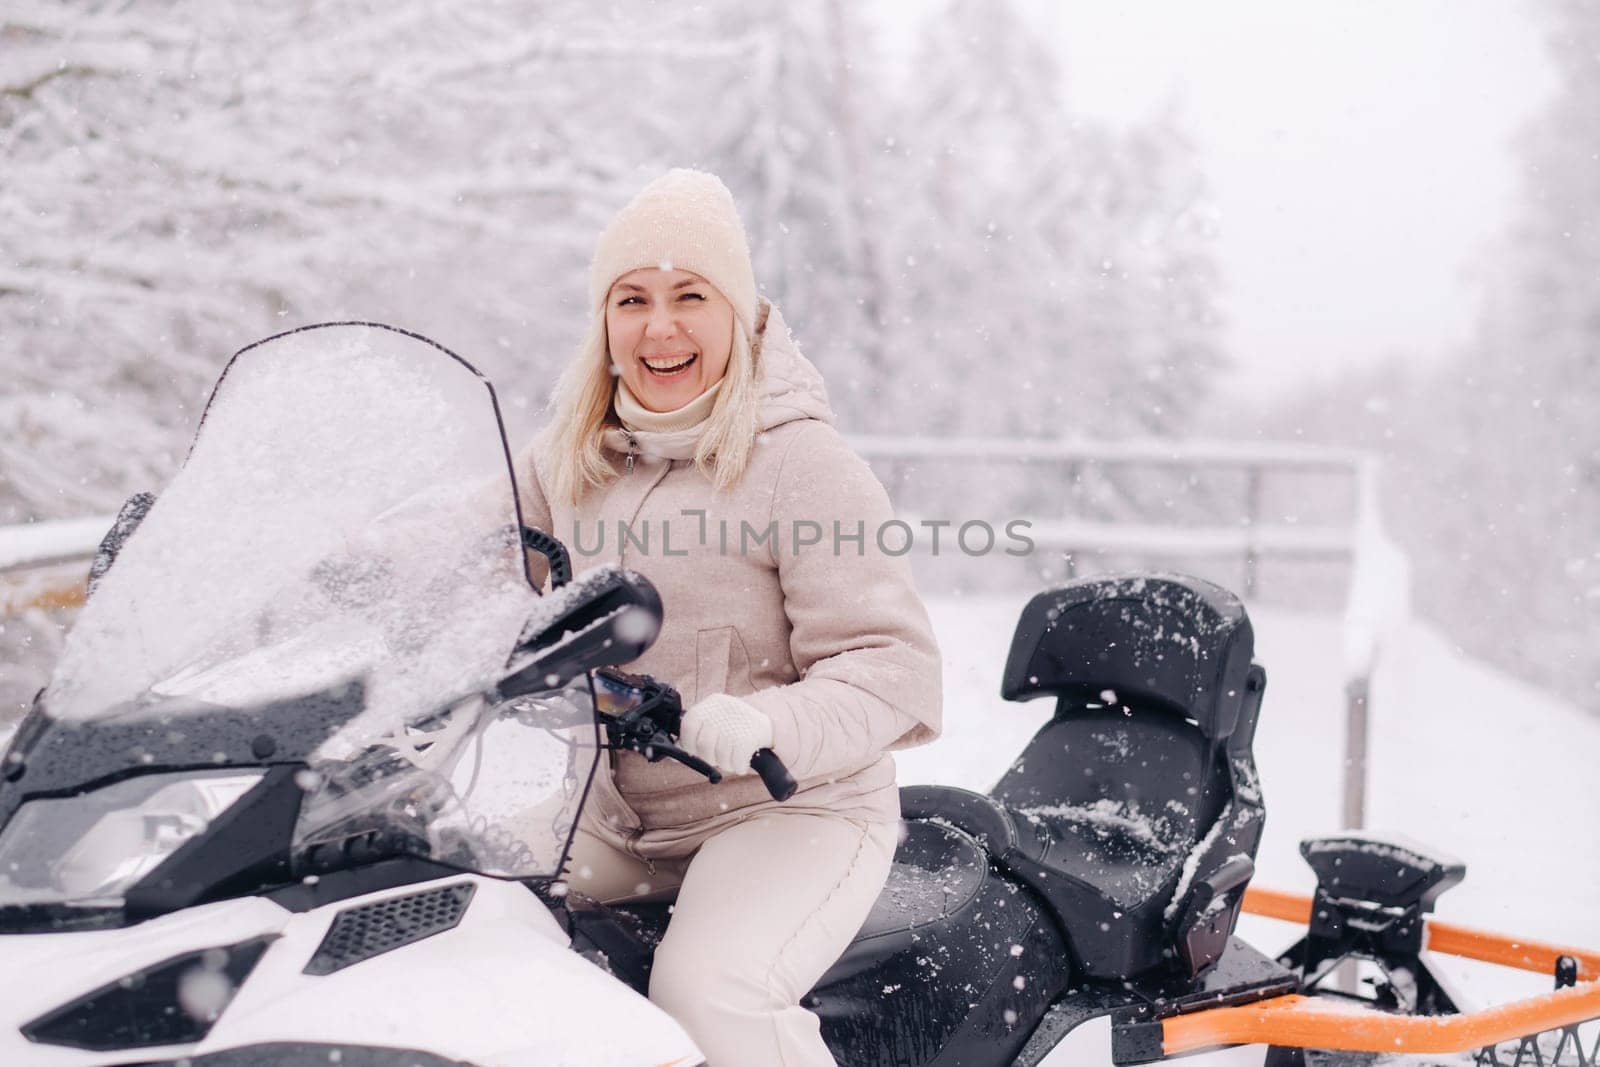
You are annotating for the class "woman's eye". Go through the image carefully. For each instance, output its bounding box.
[678,292,706,302]
[616,295,643,307]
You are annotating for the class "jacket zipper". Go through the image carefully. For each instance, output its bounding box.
[622,828,655,874]
[617,440,668,569]
[611,428,664,876]
[601,746,654,872]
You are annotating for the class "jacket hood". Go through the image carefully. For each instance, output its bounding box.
[754,302,834,432]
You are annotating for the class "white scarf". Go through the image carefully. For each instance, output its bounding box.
[603,378,724,461]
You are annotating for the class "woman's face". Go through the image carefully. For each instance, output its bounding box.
[606,267,735,413]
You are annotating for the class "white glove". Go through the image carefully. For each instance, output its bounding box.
[679,693,774,777]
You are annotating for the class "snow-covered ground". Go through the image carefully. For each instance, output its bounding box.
[909,595,1600,1063]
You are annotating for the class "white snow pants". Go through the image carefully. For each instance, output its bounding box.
[563,811,898,1067]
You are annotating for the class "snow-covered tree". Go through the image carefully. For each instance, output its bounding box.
[0,0,689,521]
[2,0,1221,525]
[882,0,1221,442]
[1225,0,1600,710]
[1444,0,1600,707]
[658,0,892,416]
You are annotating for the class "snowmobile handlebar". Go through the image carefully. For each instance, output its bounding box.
[591,668,796,801]
[749,748,798,802]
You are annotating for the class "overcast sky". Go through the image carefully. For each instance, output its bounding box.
[871,0,1558,397]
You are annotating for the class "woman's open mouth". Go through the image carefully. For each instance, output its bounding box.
[641,353,697,378]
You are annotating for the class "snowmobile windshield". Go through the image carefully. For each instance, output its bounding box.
[26,323,596,886]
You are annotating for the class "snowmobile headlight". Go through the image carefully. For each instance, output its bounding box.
[0,770,265,909]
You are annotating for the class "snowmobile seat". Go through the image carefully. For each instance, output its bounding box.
[986,574,1269,981]
[571,804,1092,1064]
[807,806,1074,1064]
[575,807,1079,1066]
[817,813,989,982]
[581,815,991,993]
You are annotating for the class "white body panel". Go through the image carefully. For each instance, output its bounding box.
[0,876,701,1067]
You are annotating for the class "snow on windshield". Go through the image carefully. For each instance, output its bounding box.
[43,324,539,751]
[36,324,595,878]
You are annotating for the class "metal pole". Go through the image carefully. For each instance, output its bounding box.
[1342,673,1370,829]
[1336,666,1373,993]
[1243,466,1262,599]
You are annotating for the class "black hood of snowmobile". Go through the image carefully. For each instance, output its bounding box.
[0,681,366,829]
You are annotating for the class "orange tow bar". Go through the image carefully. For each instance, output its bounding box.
[1155,887,1600,1059]
[1163,985,1600,1058]
[1241,886,1600,980]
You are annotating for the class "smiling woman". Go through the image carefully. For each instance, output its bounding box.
[607,268,735,413]
[514,168,943,1066]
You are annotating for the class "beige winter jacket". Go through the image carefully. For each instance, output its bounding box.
[514,305,942,858]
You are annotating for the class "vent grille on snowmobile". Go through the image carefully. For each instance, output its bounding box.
[304,882,475,976]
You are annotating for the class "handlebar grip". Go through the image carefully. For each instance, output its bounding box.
[751,748,797,802]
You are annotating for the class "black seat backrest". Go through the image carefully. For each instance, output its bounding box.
[1000,573,1257,754]
[988,573,1269,981]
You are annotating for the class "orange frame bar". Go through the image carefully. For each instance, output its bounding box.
[1241,885,1310,925]
[4,584,87,613]
[1241,886,1600,980]
[1428,923,1600,983]
[1164,985,1600,1057]
[0,572,88,615]
[1188,885,1600,1058]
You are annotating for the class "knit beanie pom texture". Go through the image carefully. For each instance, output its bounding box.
[587,168,760,338]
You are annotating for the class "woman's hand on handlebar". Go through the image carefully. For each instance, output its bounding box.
[681,694,797,801]
[592,671,796,801]
[679,694,773,776]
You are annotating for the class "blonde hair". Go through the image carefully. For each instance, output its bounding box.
[544,302,767,507]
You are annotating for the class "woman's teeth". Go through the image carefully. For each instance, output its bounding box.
[643,353,696,376]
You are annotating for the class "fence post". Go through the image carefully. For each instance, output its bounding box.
[1339,457,1410,832]
[1063,457,1081,581]
[1243,465,1262,599]
[1342,675,1370,829]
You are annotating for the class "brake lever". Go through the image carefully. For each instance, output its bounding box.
[636,731,723,784]
[600,714,723,784]
[593,669,795,800]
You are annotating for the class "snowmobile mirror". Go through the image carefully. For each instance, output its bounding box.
[497,566,662,698]
[86,491,157,597]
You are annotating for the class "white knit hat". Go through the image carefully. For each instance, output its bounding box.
[587,169,760,339]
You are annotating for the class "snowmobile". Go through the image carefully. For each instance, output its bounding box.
[0,321,1594,1067]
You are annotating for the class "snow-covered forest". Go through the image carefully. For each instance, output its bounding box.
[2,0,1597,715]
[0,0,1216,522]
[1248,0,1600,711]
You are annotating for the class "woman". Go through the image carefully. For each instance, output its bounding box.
[516,169,941,1066]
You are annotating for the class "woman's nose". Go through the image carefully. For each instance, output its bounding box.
[645,303,678,341]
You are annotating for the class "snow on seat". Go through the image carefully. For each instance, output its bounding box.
[989,573,1268,981]
[820,813,988,984]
